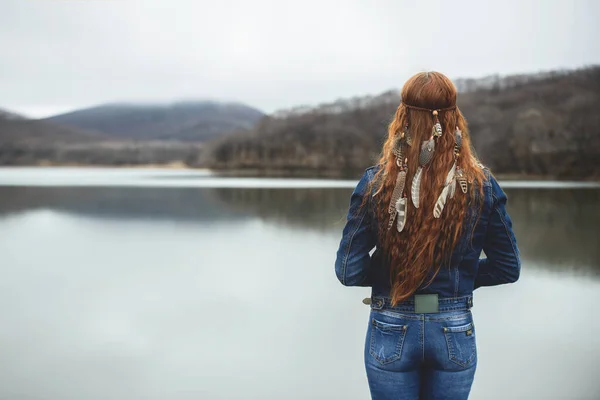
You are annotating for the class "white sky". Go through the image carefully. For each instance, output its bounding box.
[1,0,599,118]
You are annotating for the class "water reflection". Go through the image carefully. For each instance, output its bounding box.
[0,185,598,276]
[506,188,600,275]
[0,182,598,399]
[212,187,600,277]
[0,186,247,223]
[211,188,350,232]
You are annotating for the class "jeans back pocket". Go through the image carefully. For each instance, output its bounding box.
[443,322,477,367]
[369,317,408,365]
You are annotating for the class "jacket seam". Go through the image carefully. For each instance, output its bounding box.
[491,189,498,204]
[340,197,368,285]
[454,264,460,298]
[495,206,521,269]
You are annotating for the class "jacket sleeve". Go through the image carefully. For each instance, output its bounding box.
[335,168,377,286]
[475,177,521,289]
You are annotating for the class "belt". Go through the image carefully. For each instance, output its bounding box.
[363,294,473,314]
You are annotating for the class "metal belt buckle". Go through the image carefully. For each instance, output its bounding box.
[414,294,439,313]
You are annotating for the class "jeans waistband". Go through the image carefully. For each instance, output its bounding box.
[369,295,473,313]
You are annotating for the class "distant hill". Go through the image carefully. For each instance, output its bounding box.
[202,66,600,179]
[3,67,599,176]
[45,101,264,142]
[0,109,101,145]
[0,109,28,122]
[456,67,600,178]
[0,109,203,166]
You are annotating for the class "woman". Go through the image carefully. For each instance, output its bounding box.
[334,72,521,400]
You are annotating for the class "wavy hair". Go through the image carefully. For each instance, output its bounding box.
[364,72,486,305]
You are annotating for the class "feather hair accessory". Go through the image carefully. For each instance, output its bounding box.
[395,197,408,232]
[433,162,456,218]
[387,135,408,230]
[403,122,413,147]
[432,127,464,218]
[458,168,468,194]
[411,136,435,208]
[454,127,468,194]
[432,110,443,138]
[449,177,457,199]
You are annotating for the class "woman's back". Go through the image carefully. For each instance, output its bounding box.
[336,165,520,297]
[334,71,520,400]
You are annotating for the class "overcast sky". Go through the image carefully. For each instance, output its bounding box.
[1,0,599,118]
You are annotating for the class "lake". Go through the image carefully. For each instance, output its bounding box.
[0,167,598,400]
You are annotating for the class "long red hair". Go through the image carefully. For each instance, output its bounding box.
[366,72,486,305]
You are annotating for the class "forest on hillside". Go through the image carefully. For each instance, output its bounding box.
[1,67,598,178]
[201,67,600,178]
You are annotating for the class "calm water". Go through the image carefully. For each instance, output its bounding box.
[0,168,599,400]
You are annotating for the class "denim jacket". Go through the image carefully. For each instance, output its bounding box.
[334,165,521,299]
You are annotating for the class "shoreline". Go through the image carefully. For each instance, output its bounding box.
[1,163,599,181]
[34,161,193,169]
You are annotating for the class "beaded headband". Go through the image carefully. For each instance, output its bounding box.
[401,102,457,113]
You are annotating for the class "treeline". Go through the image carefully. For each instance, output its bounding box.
[0,141,201,166]
[202,66,600,178]
[194,91,398,176]
[460,67,600,177]
[0,113,202,166]
[0,101,258,166]
[2,67,599,177]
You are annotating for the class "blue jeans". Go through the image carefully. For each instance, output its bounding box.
[364,297,477,400]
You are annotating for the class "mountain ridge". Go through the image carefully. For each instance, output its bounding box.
[44,100,264,142]
[2,66,598,177]
[202,66,600,178]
